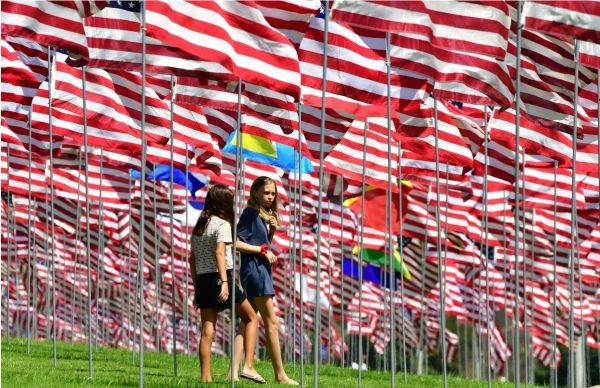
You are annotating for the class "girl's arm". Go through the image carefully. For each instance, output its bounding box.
[234,239,261,254]
[235,239,278,265]
[214,242,229,282]
[188,251,197,288]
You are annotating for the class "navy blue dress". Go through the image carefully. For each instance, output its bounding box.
[237,207,275,298]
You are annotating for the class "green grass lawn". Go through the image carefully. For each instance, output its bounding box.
[2,338,538,387]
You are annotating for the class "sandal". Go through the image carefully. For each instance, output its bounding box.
[239,369,266,384]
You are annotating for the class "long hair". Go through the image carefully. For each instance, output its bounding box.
[247,176,280,227]
[193,185,234,236]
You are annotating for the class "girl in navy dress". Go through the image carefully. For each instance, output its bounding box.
[237,177,299,385]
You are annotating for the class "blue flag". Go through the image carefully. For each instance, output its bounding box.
[130,164,207,198]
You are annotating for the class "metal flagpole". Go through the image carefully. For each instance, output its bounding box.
[327,215,333,365]
[397,138,408,383]
[168,75,178,375]
[482,106,493,388]
[99,149,106,347]
[566,39,581,388]
[229,78,243,387]
[596,68,600,387]
[314,2,330,384]
[339,179,345,369]
[184,156,190,354]
[551,161,558,388]
[72,149,84,344]
[82,66,94,377]
[501,196,509,382]
[384,31,396,387]
[43,190,50,341]
[46,46,58,367]
[5,147,12,340]
[27,110,33,353]
[432,96,448,388]
[153,180,160,352]
[513,3,524,386]
[297,100,306,385]
[293,173,300,363]
[138,3,148,385]
[127,173,136,362]
[417,187,432,375]
[357,120,369,387]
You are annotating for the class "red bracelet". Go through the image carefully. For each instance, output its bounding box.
[260,243,269,257]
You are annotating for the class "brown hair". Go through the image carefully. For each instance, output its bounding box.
[193,184,234,236]
[247,176,280,227]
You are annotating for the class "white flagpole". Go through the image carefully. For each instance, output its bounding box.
[567,39,580,388]
[81,66,94,377]
[168,74,178,375]
[138,3,148,385]
[513,3,524,385]
[46,46,58,367]
[432,96,448,387]
[229,78,243,387]
[314,2,330,383]
[357,119,369,387]
[384,31,396,387]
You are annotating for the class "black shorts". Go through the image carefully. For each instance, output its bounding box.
[193,269,246,311]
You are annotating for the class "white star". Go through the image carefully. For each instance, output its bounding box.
[128,1,135,8]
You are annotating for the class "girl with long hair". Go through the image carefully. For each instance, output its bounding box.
[236,176,299,385]
[189,184,264,383]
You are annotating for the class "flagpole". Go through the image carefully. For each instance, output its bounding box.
[184,155,190,354]
[229,78,243,387]
[596,68,600,386]
[482,106,493,388]
[99,148,106,348]
[5,147,12,341]
[567,39,580,388]
[46,46,58,367]
[27,110,33,353]
[339,178,345,369]
[127,172,136,362]
[501,196,509,382]
[327,213,333,365]
[384,31,396,388]
[513,3,524,386]
[357,119,369,388]
[432,95,448,388]
[297,101,306,385]
[168,74,178,376]
[72,148,84,344]
[551,161,558,388]
[81,65,94,378]
[314,2,330,384]
[286,162,295,364]
[43,190,50,341]
[152,177,160,351]
[417,188,432,375]
[397,137,408,383]
[138,2,148,385]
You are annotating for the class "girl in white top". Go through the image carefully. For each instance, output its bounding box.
[189,184,266,383]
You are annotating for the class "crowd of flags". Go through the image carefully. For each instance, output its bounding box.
[1,1,599,386]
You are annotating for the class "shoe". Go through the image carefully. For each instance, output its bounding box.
[239,369,266,384]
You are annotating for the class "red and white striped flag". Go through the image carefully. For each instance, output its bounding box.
[145,1,301,98]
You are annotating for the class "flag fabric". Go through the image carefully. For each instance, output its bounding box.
[145,0,301,98]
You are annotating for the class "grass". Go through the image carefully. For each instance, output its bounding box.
[2,338,539,387]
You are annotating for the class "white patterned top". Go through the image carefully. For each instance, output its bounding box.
[191,216,233,275]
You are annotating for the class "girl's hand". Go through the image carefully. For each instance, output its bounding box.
[267,216,277,228]
[218,282,229,302]
[265,251,278,265]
